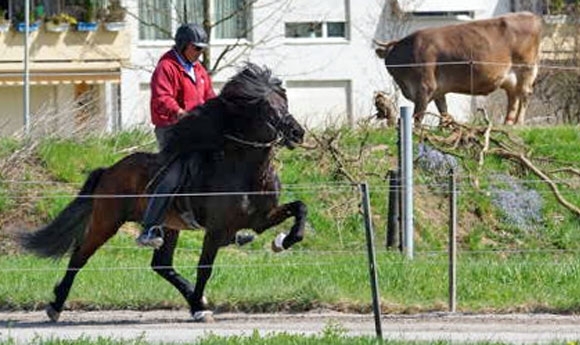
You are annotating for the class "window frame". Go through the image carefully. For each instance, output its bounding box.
[409,11,475,20]
[137,0,252,46]
[284,21,349,44]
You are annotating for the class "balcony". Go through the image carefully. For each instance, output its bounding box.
[0,22,130,85]
[541,15,580,63]
[0,22,129,62]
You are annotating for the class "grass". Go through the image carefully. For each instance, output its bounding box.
[0,333,384,345]
[0,333,578,345]
[36,129,155,183]
[0,126,579,314]
[2,232,580,313]
[0,336,544,345]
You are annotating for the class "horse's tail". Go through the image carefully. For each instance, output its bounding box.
[19,167,106,259]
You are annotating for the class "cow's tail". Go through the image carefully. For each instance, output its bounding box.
[19,168,106,259]
[374,39,398,59]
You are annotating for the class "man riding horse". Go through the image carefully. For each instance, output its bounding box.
[20,63,307,323]
[138,23,252,249]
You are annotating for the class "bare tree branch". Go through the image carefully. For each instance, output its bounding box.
[420,115,580,217]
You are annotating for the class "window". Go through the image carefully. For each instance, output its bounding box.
[214,0,250,39]
[283,0,348,40]
[139,0,173,40]
[327,22,345,38]
[285,22,321,38]
[285,21,346,39]
[176,0,204,23]
[138,0,251,41]
[410,11,474,19]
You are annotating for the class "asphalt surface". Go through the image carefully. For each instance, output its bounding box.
[1,310,580,343]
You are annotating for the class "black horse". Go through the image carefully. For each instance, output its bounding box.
[19,63,307,322]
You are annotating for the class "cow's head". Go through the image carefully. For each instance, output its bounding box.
[374,39,398,59]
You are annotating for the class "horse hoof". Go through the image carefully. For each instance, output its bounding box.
[192,310,214,323]
[271,233,287,253]
[46,304,60,322]
[235,233,255,246]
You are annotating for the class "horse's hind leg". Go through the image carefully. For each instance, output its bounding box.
[151,229,206,310]
[47,250,84,322]
[48,216,120,322]
[253,200,307,251]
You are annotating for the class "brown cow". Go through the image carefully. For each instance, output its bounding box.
[375,12,542,125]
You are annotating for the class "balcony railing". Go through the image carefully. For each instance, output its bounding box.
[0,21,130,63]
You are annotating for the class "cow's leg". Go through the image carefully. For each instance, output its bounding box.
[514,64,539,125]
[434,96,448,114]
[514,93,529,126]
[434,96,453,125]
[412,92,431,125]
[504,92,520,125]
[413,74,436,125]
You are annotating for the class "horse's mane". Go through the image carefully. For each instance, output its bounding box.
[159,63,285,161]
[219,63,285,107]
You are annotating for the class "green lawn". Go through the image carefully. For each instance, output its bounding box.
[1,126,580,314]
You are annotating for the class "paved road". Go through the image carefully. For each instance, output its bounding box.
[1,310,580,344]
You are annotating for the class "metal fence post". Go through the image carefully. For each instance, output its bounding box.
[360,182,383,339]
[400,106,414,259]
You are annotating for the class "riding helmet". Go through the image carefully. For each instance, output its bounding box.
[175,23,208,52]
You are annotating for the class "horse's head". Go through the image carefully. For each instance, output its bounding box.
[220,63,305,149]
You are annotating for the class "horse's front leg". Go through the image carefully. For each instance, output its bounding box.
[151,229,208,312]
[253,200,307,252]
[190,232,222,322]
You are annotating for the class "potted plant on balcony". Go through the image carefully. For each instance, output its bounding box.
[545,0,580,23]
[101,0,127,32]
[15,9,40,33]
[45,12,77,33]
[0,8,11,32]
[76,0,98,32]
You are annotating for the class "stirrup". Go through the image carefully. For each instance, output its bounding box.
[137,225,165,249]
[147,225,164,238]
[235,232,255,246]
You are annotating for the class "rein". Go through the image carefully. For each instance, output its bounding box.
[224,133,281,148]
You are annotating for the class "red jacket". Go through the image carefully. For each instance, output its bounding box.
[150,49,216,127]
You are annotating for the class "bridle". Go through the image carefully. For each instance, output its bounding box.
[224,133,282,148]
[223,90,295,149]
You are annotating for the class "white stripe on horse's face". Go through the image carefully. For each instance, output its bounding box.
[240,194,257,215]
[241,194,250,212]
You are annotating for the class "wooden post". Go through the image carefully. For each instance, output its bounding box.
[386,170,401,251]
[448,168,457,312]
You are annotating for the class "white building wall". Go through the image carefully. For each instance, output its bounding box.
[0,84,77,137]
[120,0,514,129]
